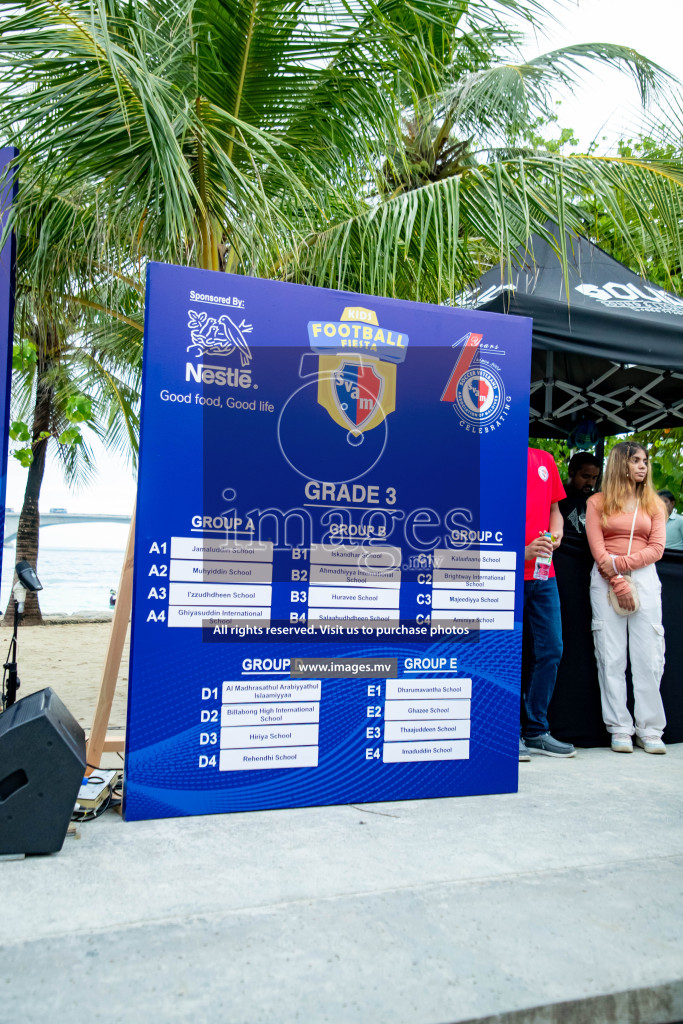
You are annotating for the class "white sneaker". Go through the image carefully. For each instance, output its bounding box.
[635,736,666,754]
[611,734,633,753]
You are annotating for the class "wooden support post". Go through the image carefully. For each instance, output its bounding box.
[86,505,136,773]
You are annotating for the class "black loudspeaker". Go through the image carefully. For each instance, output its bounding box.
[0,687,86,855]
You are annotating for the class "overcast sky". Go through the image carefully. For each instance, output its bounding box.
[4,0,679,544]
[523,0,678,149]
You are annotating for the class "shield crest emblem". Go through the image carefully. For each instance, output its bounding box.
[333,362,383,431]
[317,354,396,433]
[467,376,490,409]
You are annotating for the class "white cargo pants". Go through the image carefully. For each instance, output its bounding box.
[590,563,666,738]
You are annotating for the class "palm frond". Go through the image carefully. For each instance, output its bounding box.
[274,151,683,301]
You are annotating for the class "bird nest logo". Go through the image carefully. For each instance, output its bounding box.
[187,310,253,366]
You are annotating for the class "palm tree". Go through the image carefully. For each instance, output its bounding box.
[4,0,472,272]
[2,0,681,621]
[289,44,683,299]
[2,6,683,626]
[580,98,683,292]
[4,185,141,623]
[2,0,681,298]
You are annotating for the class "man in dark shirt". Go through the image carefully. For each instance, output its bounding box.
[559,452,601,536]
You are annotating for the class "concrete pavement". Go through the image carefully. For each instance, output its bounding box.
[2,746,682,1023]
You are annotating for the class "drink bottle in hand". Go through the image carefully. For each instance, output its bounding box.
[533,532,553,580]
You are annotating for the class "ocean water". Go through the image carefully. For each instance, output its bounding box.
[1,546,126,615]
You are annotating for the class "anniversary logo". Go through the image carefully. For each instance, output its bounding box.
[440,333,510,434]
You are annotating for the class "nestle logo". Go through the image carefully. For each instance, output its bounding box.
[185,362,252,389]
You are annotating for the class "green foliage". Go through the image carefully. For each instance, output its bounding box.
[64,393,92,424]
[531,430,683,503]
[1,0,681,305]
[12,341,36,371]
[528,438,571,471]
[514,110,580,154]
[8,390,91,472]
[581,130,683,293]
[12,447,33,467]
[615,428,683,501]
[57,426,84,446]
[527,116,683,503]
[9,420,30,442]
[4,176,143,497]
[1,0,682,513]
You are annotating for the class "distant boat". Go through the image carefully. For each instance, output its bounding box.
[49,507,68,513]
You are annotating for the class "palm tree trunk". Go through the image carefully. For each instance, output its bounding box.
[4,328,56,625]
[194,97,220,273]
[6,438,49,624]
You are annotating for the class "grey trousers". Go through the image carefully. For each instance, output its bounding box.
[590,562,666,738]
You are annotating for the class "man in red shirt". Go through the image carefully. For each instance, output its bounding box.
[520,449,575,759]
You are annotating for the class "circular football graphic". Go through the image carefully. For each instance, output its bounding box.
[277,377,388,482]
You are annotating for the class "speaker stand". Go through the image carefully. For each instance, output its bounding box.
[2,598,21,710]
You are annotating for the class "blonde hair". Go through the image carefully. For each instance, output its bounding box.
[600,442,664,524]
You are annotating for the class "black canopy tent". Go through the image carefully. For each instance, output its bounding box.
[462,228,683,745]
[463,227,683,439]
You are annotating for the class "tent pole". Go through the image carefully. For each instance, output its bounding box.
[596,436,605,465]
[544,351,554,418]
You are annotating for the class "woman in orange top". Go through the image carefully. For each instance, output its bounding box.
[585,442,667,754]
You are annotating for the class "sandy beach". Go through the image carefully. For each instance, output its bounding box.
[2,619,130,733]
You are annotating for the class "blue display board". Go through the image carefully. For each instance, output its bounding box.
[124,264,532,821]
[0,148,18,588]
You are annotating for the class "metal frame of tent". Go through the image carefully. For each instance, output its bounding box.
[462,226,683,442]
[530,352,683,438]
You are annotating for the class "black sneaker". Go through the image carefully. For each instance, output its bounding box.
[519,737,531,762]
[524,732,575,758]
